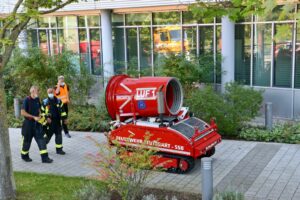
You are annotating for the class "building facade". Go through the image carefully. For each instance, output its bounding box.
[2,1,300,119]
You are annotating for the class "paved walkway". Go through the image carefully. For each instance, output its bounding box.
[9,128,300,200]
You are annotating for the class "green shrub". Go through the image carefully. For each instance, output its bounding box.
[7,105,111,132]
[240,123,300,144]
[186,83,263,137]
[67,105,110,132]
[156,53,221,85]
[214,191,244,200]
[88,134,156,200]
[4,48,94,105]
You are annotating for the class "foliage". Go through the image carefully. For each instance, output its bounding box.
[15,172,103,200]
[68,105,110,132]
[88,134,156,200]
[7,104,111,132]
[214,191,244,200]
[240,123,300,144]
[156,53,221,85]
[4,48,94,105]
[74,182,111,200]
[190,0,298,23]
[186,83,263,136]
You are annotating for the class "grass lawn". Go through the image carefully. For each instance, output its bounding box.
[15,172,102,200]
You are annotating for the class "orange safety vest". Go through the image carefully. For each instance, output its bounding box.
[55,84,70,104]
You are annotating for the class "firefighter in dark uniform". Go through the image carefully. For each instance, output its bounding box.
[42,88,66,155]
[20,86,53,163]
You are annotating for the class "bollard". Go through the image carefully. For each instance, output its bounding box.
[265,102,273,130]
[14,98,21,119]
[202,157,213,200]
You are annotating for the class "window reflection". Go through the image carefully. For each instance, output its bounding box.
[153,26,182,55]
[183,27,197,56]
[295,24,300,88]
[126,14,151,26]
[79,28,90,71]
[153,12,180,25]
[253,24,272,86]
[87,16,100,27]
[39,30,49,54]
[127,28,138,73]
[50,29,59,55]
[113,28,125,74]
[66,29,79,53]
[140,27,152,75]
[90,28,101,75]
[235,24,251,85]
[273,24,293,88]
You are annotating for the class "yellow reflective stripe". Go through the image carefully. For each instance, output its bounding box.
[56,144,63,148]
[45,107,49,115]
[21,150,29,155]
[40,150,48,154]
[61,112,67,116]
[20,136,28,155]
[38,116,46,124]
[41,106,45,111]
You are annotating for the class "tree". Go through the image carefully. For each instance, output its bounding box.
[190,0,299,23]
[0,1,77,199]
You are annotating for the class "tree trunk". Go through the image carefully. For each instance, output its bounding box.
[0,74,16,200]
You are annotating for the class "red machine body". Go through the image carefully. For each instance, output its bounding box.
[105,75,221,173]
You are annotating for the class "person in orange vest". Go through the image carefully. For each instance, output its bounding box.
[54,76,71,138]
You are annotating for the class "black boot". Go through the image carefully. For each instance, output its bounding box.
[56,148,66,155]
[21,154,32,162]
[41,153,53,163]
[65,133,71,138]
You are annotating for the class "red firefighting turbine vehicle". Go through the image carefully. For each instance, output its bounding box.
[105,75,221,173]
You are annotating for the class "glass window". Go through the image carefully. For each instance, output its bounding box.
[79,28,90,71]
[38,17,49,28]
[258,5,295,21]
[126,13,151,26]
[235,24,251,85]
[153,12,180,25]
[27,30,38,48]
[67,16,77,28]
[57,17,66,28]
[112,14,124,26]
[273,23,293,88]
[183,26,197,56]
[199,26,214,54]
[50,17,57,28]
[50,29,59,55]
[127,28,138,73]
[90,28,102,75]
[295,24,300,88]
[216,25,222,84]
[87,16,100,27]
[253,23,272,86]
[183,11,211,24]
[139,27,152,75]
[112,28,125,74]
[153,26,182,55]
[78,16,86,27]
[66,29,79,53]
[39,30,49,54]
[57,29,66,53]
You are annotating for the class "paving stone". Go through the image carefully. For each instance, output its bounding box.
[215,143,281,194]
